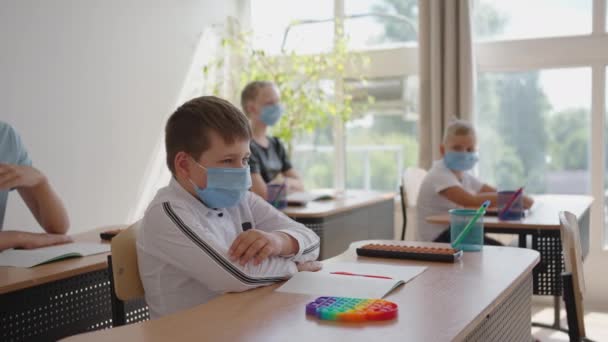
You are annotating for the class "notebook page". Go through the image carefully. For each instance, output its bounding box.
[0,242,110,268]
[276,262,426,298]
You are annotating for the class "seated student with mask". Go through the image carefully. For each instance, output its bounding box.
[136,96,321,319]
[240,81,304,199]
[416,119,533,244]
[0,121,70,251]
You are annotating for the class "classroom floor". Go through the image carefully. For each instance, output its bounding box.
[531,305,608,341]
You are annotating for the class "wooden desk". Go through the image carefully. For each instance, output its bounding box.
[283,190,395,260]
[426,195,592,232]
[0,227,147,342]
[426,194,593,330]
[426,194,592,262]
[62,241,539,342]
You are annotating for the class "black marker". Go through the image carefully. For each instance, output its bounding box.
[242,222,252,231]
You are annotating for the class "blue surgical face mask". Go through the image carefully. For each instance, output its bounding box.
[260,103,284,126]
[189,160,252,208]
[443,151,478,171]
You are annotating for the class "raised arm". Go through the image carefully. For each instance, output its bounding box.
[0,163,69,234]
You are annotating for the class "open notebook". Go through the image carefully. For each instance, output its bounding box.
[276,262,427,298]
[287,191,335,206]
[0,242,110,268]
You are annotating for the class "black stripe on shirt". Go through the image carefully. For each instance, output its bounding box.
[303,241,320,254]
[162,202,287,285]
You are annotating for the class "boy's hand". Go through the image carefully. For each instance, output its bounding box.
[0,164,45,190]
[297,261,322,272]
[229,229,283,266]
[523,196,534,209]
[1,231,72,250]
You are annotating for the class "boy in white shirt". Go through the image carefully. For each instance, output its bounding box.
[416,120,533,243]
[137,96,321,319]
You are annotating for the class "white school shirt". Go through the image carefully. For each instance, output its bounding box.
[136,178,320,319]
[416,160,483,242]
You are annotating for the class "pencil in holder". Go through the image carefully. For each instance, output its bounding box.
[267,183,287,209]
[497,190,524,220]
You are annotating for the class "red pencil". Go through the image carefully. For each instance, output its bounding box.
[498,187,524,219]
[330,272,393,280]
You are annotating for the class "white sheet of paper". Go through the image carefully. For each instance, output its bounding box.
[287,191,334,204]
[276,262,426,298]
[0,242,110,268]
[286,192,317,205]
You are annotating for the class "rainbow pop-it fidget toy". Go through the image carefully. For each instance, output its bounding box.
[305,296,398,322]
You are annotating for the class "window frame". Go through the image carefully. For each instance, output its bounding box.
[473,0,608,247]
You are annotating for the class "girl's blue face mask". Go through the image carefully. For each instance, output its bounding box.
[189,160,252,208]
[443,151,478,171]
[260,103,284,126]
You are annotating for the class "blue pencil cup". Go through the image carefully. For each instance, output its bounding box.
[449,209,483,251]
[497,190,524,220]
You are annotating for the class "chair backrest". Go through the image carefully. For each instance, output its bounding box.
[559,211,586,293]
[401,167,427,208]
[110,222,145,301]
[559,211,586,336]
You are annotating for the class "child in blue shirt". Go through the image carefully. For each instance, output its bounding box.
[0,121,70,251]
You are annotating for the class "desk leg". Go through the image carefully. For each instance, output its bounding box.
[518,233,526,248]
[532,295,568,334]
[553,295,562,329]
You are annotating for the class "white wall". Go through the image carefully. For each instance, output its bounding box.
[1,0,241,233]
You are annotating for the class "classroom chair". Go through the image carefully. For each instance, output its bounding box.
[107,222,150,326]
[400,167,427,240]
[558,211,595,342]
[534,211,595,342]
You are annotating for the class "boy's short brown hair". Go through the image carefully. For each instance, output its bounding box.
[165,96,252,174]
[240,81,275,116]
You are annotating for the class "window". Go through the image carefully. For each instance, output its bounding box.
[474,1,608,247]
[251,0,420,192]
[605,67,608,242]
[476,68,591,194]
[473,0,592,41]
[292,127,335,190]
[250,0,333,54]
[344,0,418,50]
[346,76,419,191]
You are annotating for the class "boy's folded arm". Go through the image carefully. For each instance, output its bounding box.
[278,226,320,262]
[142,202,297,293]
[248,193,320,261]
[479,184,496,193]
[440,186,497,207]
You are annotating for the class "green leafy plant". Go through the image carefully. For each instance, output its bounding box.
[202,23,373,148]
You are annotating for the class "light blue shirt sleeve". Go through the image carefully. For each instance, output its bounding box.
[0,121,32,229]
[0,121,32,167]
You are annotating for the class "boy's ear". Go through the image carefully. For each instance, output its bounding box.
[439,144,446,157]
[245,101,256,117]
[174,152,191,178]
